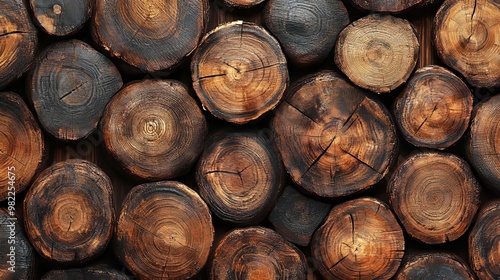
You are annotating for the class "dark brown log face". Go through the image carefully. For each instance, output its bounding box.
[115,181,214,280]
[28,39,123,141]
[264,0,350,66]
[468,94,500,194]
[92,0,208,72]
[223,0,264,8]
[388,152,481,244]
[272,71,398,198]
[311,197,405,280]
[469,200,500,280]
[0,92,45,201]
[101,79,207,181]
[30,0,93,36]
[0,209,37,280]
[335,14,419,93]
[23,159,115,265]
[394,65,473,149]
[196,131,285,225]
[41,266,131,280]
[0,0,38,89]
[434,0,500,88]
[348,0,426,12]
[396,253,476,280]
[211,227,307,280]
[191,21,288,124]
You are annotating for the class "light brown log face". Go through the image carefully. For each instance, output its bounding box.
[196,131,284,225]
[24,159,115,265]
[388,152,481,244]
[101,79,207,181]
[28,39,123,141]
[115,181,214,280]
[0,92,45,201]
[272,71,398,198]
[469,200,500,280]
[396,253,476,279]
[434,0,500,88]
[0,0,38,89]
[211,227,307,280]
[223,0,264,8]
[311,197,405,280]
[394,65,473,149]
[348,0,426,12]
[92,0,208,72]
[468,94,500,194]
[335,14,419,93]
[30,0,93,36]
[192,21,288,124]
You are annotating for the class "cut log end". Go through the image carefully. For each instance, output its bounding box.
[396,253,476,280]
[348,0,427,12]
[223,0,265,8]
[41,266,130,280]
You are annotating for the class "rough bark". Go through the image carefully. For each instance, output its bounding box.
[30,0,93,36]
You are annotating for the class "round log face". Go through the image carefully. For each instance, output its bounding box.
[394,65,473,149]
[115,181,214,280]
[311,197,405,280]
[192,21,288,124]
[211,227,307,280]
[272,71,397,198]
[23,159,115,264]
[434,0,500,88]
[335,14,419,93]
[396,253,476,279]
[0,92,45,201]
[30,0,93,36]
[388,152,481,244]
[101,79,207,181]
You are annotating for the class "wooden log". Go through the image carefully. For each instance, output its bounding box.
[28,39,122,141]
[393,65,473,149]
[469,200,500,280]
[101,79,207,181]
[268,185,331,247]
[310,197,405,280]
[0,208,38,279]
[271,71,398,198]
[264,0,350,66]
[388,152,481,244]
[434,0,500,88]
[41,266,130,280]
[467,94,500,194]
[29,0,93,36]
[91,0,208,72]
[222,0,264,8]
[196,130,285,225]
[0,92,45,201]
[396,253,476,279]
[347,0,428,12]
[191,21,288,124]
[0,0,38,89]
[211,227,307,279]
[23,159,115,264]
[115,181,214,280]
[335,14,419,93]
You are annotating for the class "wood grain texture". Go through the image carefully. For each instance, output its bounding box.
[115,181,214,280]
[396,253,476,279]
[222,0,264,8]
[348,0,428,12]
[272,71,398,198]
[41,266,130,280]
[30,0,93,36]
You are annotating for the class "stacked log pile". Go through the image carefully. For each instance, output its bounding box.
[0,0,498,279]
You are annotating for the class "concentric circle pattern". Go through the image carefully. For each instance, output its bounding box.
[30,0,92,36]
[396,253,476,279]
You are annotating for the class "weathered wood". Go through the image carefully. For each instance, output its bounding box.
[264,0,349,66]
[268,185,331,246]
[335,14,419,93]
[388,152,481,244]
[92,0,208,72]
[434,0,500,88]
[0,92,45,201]
[30,0,93,36]
[271,71,398,198]
[101,79,207,181]
[23,159,115,265]
[468,94,500,194]
[311,197,404,280]
[396,253,476,279]
[191,21,288,124]
[393,65,473,149]
[115,181,214,280]
[196,130,285,225]
[41,266,130,280]
[28,39,122,141]
[211,227,307,279]
[223,0,264,8]
[348,0,428,12]
[469,200,500,280]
